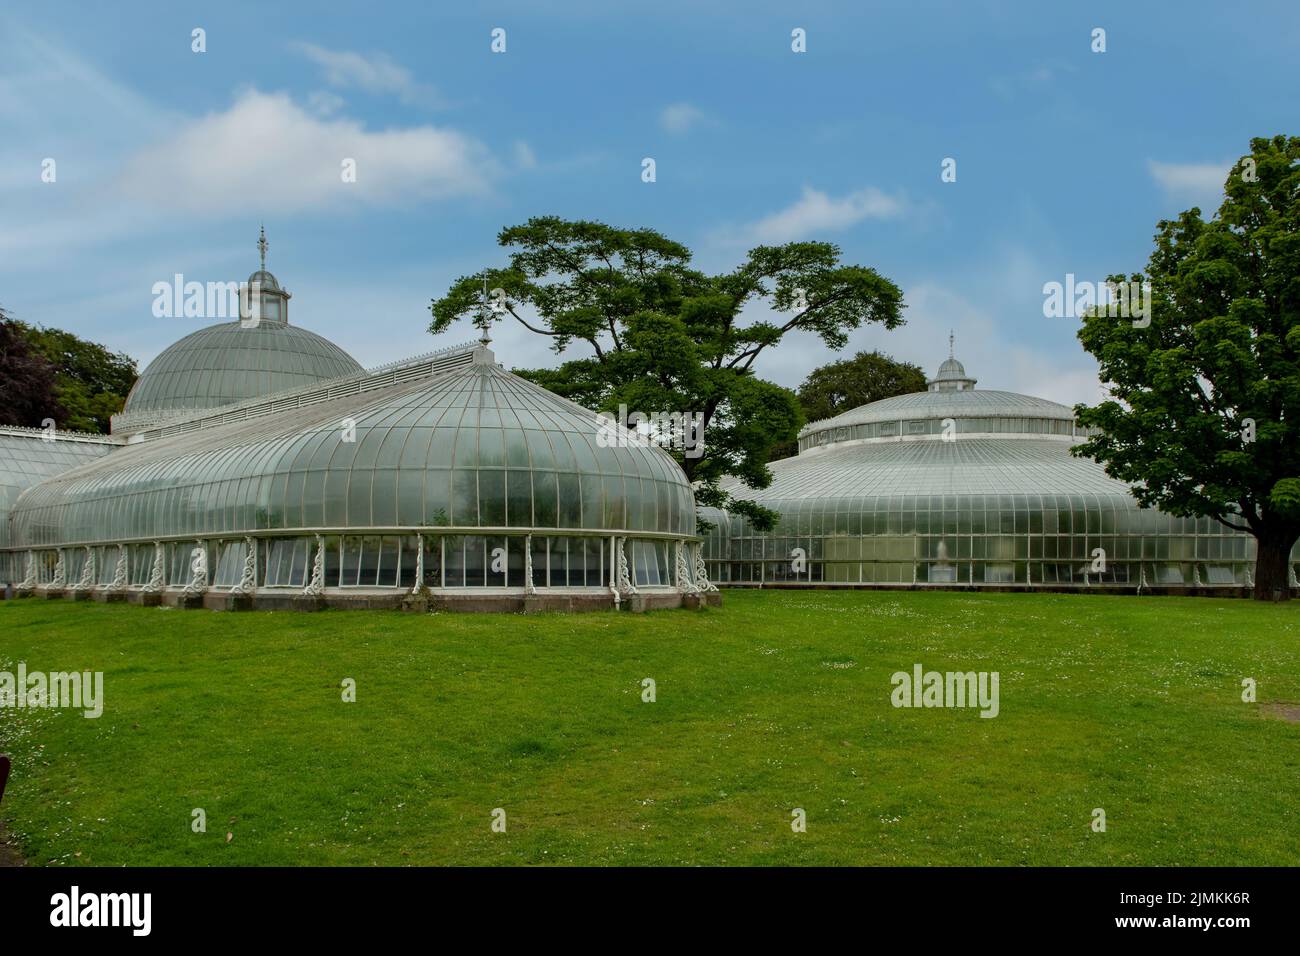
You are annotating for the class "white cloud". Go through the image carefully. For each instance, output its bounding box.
[112,89,499,214]
[1147,159,1229,206]
[659,102,708,135]
[291,42,442,107]
[715,186,906,246]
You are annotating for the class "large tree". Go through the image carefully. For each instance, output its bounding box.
[798,349,925,422]
[1074,134,1300,600]
[12,319,137,433]
[429,217,904,528]
[767,350,926,460]
[0,310,64,428]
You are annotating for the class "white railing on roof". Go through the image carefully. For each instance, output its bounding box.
[115,342,480,441]
[364,341,478,375]
[0,424,121,444]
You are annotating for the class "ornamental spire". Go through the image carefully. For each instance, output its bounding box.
[257,224,268,271]
[927,329,976,391]
[471,272,497,366]
[478,273,492,347]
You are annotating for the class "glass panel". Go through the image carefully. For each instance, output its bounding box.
[130,545,154,586]
[444,535,465,588]
[96,546,119,585]
[377,535,400,587]
[486,535,508,587]
[548,536,569,586]
[358,535,382,585]
[263,537,310,587]
[479,471,506,526]
[463,535,487,587]
[340,537,363,586]
[167,543,193,586]
[213,540,246,588]
[507,470,533,528]
[581,537,605,587]
[531,535,549,588]
[324,535,340,587]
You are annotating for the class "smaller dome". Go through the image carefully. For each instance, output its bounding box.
[120,321,364,421]
[927,336,977,392]
[247,269,280,291]
[796,335,1077,451]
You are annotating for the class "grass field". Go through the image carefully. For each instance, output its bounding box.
[1,591,1297,866]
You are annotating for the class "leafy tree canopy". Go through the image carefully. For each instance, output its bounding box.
[3,316,137,433]
[1074,134,1300,599]
[0,310,62,428]
[798,349,926,423]
[766,350,926,461]
[430,217,904,529]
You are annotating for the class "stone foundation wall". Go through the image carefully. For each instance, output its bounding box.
[0,586,721,613]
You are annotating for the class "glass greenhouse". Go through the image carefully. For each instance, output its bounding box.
[0,248,716,612]
[5,238,1289,607]
[702,351,1298,591]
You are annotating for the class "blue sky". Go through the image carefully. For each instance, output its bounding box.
[2,0,1297,407]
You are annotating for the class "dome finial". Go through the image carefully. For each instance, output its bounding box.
[257,224,268,272]
[949,329,955,359]
[477,272,493,347]
[471,272,497,366]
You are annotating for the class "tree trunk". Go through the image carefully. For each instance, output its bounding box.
[1252,527,1298,601]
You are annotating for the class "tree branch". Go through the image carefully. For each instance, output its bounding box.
[727,288,855,372]
[1213,515,1252,533]
[540,240,622,353]
[504,306,562,337]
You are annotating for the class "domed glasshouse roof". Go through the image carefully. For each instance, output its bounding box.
[799,388,1076,439]
[751,436,1128,499]
[246,269,280,291]
[120,319,363,422]
[752,343,1109,498]
[117,232,362,430]
[10,352,696,548]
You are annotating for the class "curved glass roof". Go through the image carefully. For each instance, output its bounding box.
[751,349,1130,507]
[799,346,1078,451]
[246,269,280,291]
[9,358,696,547]
[935,357,967,378]
[801,389,1075,439]
[121,320,363,418]
[729,437,1131,502]
[0,430,115,548]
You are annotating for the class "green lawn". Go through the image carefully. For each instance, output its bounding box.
[1,591,1297,866]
